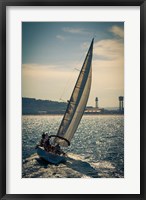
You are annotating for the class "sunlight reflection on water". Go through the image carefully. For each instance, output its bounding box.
[22,114,124,177]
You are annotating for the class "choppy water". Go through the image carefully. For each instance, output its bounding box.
[22,115,124,178]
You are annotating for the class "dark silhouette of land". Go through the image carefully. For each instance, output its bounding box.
[22,97,124,115]
[22,97,67,115]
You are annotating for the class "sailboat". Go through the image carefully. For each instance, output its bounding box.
[37,39,94,164]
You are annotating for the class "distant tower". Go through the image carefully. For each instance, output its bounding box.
[119,96,124,111]
[95,97,98,108]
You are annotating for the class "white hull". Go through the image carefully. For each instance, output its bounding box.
[37,147,66,164]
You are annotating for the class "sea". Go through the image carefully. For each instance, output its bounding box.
[22,115,124,178]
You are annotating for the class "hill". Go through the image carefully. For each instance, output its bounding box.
[22,97,67,115]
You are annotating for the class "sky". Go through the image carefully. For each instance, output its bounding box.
[22,22,124,108]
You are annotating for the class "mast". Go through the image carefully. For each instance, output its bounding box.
[54,39,94,147]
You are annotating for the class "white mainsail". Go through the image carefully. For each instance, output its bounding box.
[54,39,94,147]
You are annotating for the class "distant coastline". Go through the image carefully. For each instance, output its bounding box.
[22,97,124,115]
[22,97,67,115]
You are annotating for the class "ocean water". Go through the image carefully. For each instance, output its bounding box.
[22,115,124,178]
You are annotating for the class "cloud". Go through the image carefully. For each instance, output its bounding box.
[63,27,85,34]
[109,26,124,38]
[22,63,79,101]
[90,58,124,107]
[22,63,58,70]
[93,39,124,60]
[56,35,65,40]
[89,38,124,106]
[22,37,124,107]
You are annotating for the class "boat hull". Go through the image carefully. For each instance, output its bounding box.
[37,147,66,164]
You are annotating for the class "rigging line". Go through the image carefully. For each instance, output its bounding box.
[91,30,96,40]
[59,40,92,102]
[75,68,80,71]
[59,57,85,102]
[59,68,76,102]
[93,33,97,39]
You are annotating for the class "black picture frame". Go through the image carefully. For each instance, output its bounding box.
[0,0,145,199]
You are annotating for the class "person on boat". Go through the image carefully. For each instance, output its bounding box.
[44,132,49,140]
[40,133,46,146]
[50,145,55,153]
[55,144,61,155]
[54,144,66,156]
[35,132,46,149]
[44,138,51,152]
[35,132,49,149]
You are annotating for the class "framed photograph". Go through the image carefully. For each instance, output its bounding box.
[0,0,145,199]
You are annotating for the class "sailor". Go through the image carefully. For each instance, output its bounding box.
[41,131,46,140]
[55,144,61,155]
[44,132,49,140]
[55,144,66,156]
[39,132,46,146]
[44,137,51,152]
[35,132,46,149]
